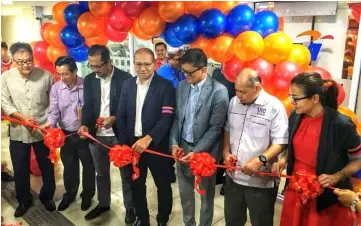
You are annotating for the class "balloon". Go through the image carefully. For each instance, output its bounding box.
[77,12,101,38]
[213,1,240,14]
[174,14,199,44]
[60,25,85,48]
[148,1,159,7]
[280,97,294,117]
[184,1,213,18]
[47,45,68,63]
[226,5,255,37]
[138,7,166,37]
[35,60,56,75]
[89,1,113,17]
[68,45,89,62]
[132,17,152,40]
[287,44,311,69]
[158,2,185,23]
[337,83,345,105]
[85,34,109,46]
[233,31,264,61]
[189,36,212,58]
[198,9,226,38]
[261,32,293,64]
[44,23,66,48]
[273,61,302,91]
[222,56,246,83]
[109,8,133,32]
[245,57,274,87]
[251,11,279,38]
[209,34,234,63]
[163,23,183,47]
[120,1,148,19]
[306,66,333,79]
[52,2,70,26]
[79,1,89,11]
[33,41,49,62]
[338,106,360,132]
[40,22,52,41]
[64,4,86,27]
[104,19,128,42]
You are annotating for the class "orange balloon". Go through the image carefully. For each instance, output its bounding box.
[233,31,264,62]
[44,23,65,48]
[132,18,152,41]
[47,46,68,63]
[338,106,361,135]
[189,36,212,58]
[89,1,114,17]
[158,2,185,23]
[86,34,109,46]
[213,1,239,14]
[77,12,99,38]
[261,32,293,64]
[184,1,213,18]
[138,7,166,37]
[209,34,234,63]
[287,44,311,69]
[280,97,294,117]
[263,83,277,96]
[52,2,70,26]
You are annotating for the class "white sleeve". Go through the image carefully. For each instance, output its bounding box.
[270,100,289,145]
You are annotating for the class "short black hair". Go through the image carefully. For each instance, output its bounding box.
[155,42,167,50]
[88,45,111,63]
[9,42,33,57]
[134,48,155,62]
[180,48,208,68]
[1,41,8,49]
[55,56,77,73]
[247,73,262,87]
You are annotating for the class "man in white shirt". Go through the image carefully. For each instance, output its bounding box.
[223,68,288,226]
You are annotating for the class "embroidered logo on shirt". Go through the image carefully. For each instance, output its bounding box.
[257,107,266,115]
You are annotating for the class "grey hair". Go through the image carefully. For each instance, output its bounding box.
[247,73,262,87]
[168,48,184,59]
[9,42,33,57]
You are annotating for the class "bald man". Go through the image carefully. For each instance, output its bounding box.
[222,68,289,226]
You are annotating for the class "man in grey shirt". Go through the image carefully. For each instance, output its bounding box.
[1,42,56,217]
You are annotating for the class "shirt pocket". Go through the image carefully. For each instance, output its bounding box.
[32,91,48,105]
[250,117,269,138]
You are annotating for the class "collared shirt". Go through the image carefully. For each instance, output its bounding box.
[182,76,207,143]
[134,74,154,137]
[96,67,115,137]
[157,63,185,88]
[1,67,54,143]
[155,58,167,71]
[225,89,289,188]
[47,77,84,131]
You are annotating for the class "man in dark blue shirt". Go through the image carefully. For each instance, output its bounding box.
[157,48,185,88]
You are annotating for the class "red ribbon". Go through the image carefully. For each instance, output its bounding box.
[189,153,217,195]
[96,117,104,128]
[109,144,141,180]
[43,128,65,163]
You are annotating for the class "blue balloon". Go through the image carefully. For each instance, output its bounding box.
[226,5,255,37]
[164,23,184,48]
[60,26,85,49]
[198,9,226,39]
[251,11,279,38]
[64,4,86,28]
[78,1,89,11]
[69,45,89,62]
[174,14,199,44]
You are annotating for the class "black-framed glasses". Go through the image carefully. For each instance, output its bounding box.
[289,95,310,104]
[181,67,203,77]
[13,59,34,67]
[134,61,154,69]
[87,62,106,69]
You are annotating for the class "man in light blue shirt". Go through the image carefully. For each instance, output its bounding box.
[157,48,185,88]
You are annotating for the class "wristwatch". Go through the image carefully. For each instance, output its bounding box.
[351,197,361,212]
[258,155,267,166]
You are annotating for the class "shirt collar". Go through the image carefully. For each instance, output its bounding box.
[254,89,268,106]
[61,76,83,90]
[96,66,114,81]
[136,73,154,86]
[191,75,207,89]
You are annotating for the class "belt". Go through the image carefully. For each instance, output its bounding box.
[182,139,194,147]
[62,129,78,135]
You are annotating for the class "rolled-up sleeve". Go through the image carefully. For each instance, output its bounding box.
[270,102,289,145]
[341,117,361,160]
[1,74,18,116]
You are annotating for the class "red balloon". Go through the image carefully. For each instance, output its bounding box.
[104,19,128,42]
[273,61,302,91]
[222,56,246,83]
[121,1,148,19]
[149,1,159,7]
[35,60,55,75]
[33,41,50,62]
[109,8,133,32]
[245,57,274,87]
[307,66,332,79]
[40,22,52,41]
[337,83,346,105]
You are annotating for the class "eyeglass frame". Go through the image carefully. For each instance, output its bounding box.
[87,62,106,70]
[134,61,154,69]
[181,67,203,77]
[289,95,311,104]
[13,58,34,67]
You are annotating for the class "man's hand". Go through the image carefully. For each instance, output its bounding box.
[78,126,89,139]
[171,145,183,161]
[334,189,359,207]
[41,123,51,130]
[242,157,263,176]
[103,116,116,129]
[22,115,38,135]
[132,135,152,153]
[223,152,237,164]
[318,173,343,188]
[272,158,287,176]
[181,152,195,162]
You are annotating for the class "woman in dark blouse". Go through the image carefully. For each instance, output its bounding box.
[273,72,361,226]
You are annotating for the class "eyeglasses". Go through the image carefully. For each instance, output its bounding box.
[289,95,310,104]
[171,58,181,62]
[13,59,34,67]
[55,72,72,77]
[181,67,203,77]
[135,62,154,69]
[87,62,106,70]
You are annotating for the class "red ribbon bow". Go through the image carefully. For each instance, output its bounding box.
[109,145,141,180]
[289,171,324,205]
[189,153,217,195]
[43,128,65,163]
